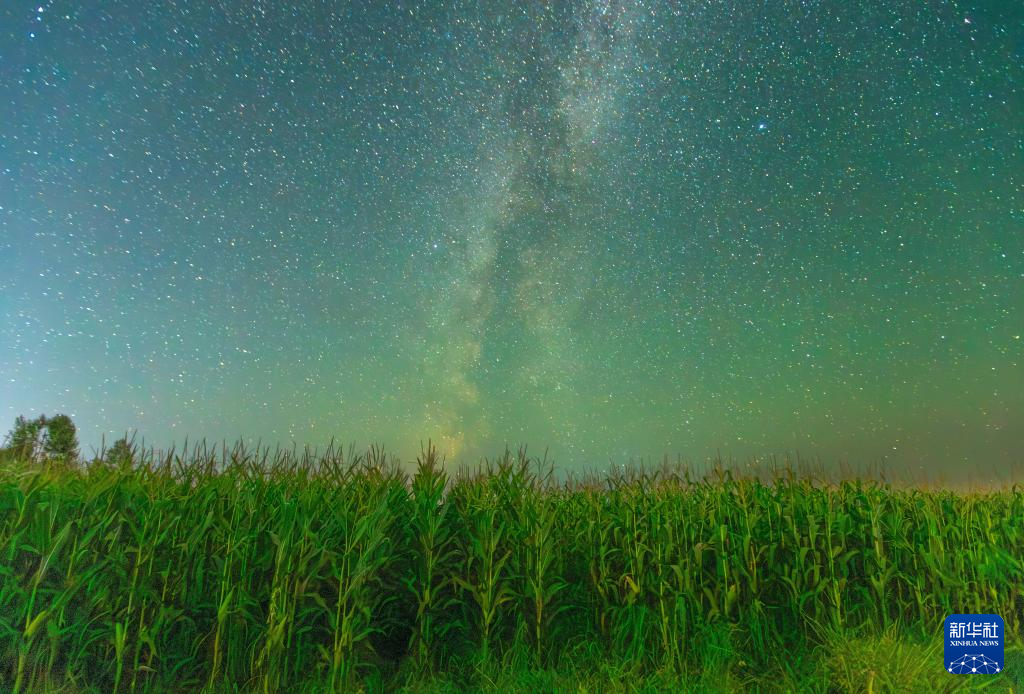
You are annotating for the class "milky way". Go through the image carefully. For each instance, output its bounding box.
[1,1,1021,473]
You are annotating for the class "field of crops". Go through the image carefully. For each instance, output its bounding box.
[1,443,1022,693]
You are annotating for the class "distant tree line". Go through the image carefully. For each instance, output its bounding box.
[2,413,78,461]
[1,413,138,468]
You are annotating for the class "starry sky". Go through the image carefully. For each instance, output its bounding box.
[1,1,1021,472]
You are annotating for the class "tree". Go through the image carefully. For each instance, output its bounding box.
[6,415,45,460]
[43,414,78,460]
[105,437,134,467]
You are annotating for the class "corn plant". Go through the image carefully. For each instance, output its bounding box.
[406,442,460,674]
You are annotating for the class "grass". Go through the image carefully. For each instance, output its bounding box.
[0,441,1021,692]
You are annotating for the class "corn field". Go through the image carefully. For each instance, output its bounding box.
[1,443,1021,693]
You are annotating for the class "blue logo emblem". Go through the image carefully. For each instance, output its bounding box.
[945,614,1004,674]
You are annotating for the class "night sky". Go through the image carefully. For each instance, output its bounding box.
[2,1,1021,472]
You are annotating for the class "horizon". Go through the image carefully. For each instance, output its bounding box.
[11,428,1021,489]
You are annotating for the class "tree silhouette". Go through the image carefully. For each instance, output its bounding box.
[6,415,46,460]
[4,414,79,462]
[105,437,134,467]
[44,414,78,460]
